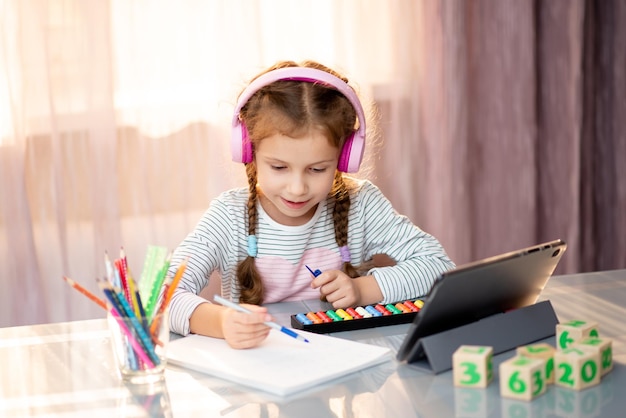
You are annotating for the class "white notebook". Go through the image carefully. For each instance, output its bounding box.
[166,329,392,397]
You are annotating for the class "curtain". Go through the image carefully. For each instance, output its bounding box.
[1,0,624,327]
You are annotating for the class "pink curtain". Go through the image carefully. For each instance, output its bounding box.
[1,0,624,327]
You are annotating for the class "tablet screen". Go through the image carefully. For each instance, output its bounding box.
[396,239,567,363]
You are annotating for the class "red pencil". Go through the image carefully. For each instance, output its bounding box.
[62,276,107,310]
[115,257,132,303]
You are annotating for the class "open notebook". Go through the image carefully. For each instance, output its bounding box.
[167,329,391,397]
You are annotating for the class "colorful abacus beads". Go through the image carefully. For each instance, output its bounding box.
[291,299,425,334]
[316,311,333,323]
[306,312,323,324]
[346,307,363,319]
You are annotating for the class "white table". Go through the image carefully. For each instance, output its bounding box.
[1,269,625,417]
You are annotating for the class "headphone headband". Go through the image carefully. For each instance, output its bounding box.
[231,67,366,173]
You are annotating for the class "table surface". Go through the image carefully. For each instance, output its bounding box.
[1,269,625,418]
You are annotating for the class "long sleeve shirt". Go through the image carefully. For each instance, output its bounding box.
[168,179,455,335]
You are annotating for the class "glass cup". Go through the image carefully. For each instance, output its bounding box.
[107,309,169,384]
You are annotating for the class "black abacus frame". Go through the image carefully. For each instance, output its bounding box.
[290,308,419,334]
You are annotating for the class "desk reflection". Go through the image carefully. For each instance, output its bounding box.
[123,380,172,418]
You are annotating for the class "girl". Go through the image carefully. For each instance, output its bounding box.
[167,60,455,348]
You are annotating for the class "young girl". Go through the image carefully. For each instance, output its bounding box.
[167,60,455,348]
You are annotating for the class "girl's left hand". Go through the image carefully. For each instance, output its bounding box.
[310,270,361,308]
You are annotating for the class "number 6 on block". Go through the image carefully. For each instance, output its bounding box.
[452,345,494,389]
[499,356,547,401]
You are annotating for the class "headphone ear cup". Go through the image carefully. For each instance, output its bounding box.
[337,132,365,173]
[231,121,253,164]
[337,133,353,172]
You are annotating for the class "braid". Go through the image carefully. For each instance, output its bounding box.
[332,172,359,278]
[235,60,366,302]
[236,164,264,304]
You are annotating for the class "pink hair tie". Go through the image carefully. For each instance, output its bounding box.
[339,246,351,263]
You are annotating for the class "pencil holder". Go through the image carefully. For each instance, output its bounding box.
[107,309,169,384]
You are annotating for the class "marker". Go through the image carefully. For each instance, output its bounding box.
[305,265,322,277]
[213,295,309,343]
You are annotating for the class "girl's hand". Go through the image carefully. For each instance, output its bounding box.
[311,270,384,308]
[220,304,272,349]
[310,270,362,308]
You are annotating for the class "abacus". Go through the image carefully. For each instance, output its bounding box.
[290,299,425,334]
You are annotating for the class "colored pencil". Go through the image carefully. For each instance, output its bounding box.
[99,281,160,365]
[126,267,141,316]
[109,305,154,368]
[62,276,107,310]
[116,257,131,303]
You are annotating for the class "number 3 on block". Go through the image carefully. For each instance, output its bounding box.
[453,345,494,389]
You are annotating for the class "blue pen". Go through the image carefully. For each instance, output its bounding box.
[213,295,310,343]
[305,265,322,277]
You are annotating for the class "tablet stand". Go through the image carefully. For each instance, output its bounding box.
[406,300,559,374]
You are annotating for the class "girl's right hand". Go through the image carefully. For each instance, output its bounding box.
[220,304,272,349]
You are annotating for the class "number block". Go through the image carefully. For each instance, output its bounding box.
[554,346,601,390]
[575,336,613,376]
[499,355,547,401]
[452,345,494,388]
[556,320,599,350]
[517,343,556,384]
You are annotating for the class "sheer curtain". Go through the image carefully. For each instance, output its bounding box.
[1,0,624,327]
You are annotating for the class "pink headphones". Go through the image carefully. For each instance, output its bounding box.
[231,67,366,173]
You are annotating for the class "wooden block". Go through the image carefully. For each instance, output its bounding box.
[452,345,494,388]
[517,343,556,384]
[575,336,613,376]
[554,346,601,390]
[499,355,547,401]
[556,320,599,349]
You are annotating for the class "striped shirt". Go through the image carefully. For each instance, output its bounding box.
[168,178,455,335]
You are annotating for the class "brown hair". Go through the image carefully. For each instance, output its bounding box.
[236,60,361,304]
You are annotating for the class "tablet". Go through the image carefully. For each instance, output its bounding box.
[396,239,567,363]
